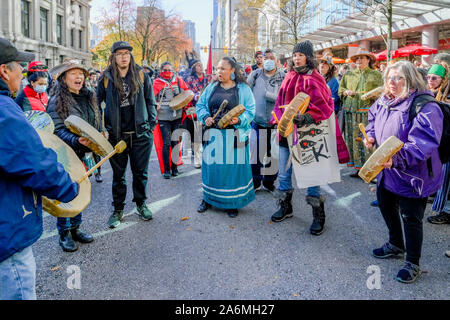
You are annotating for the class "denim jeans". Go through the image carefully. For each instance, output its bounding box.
[57,213,82,233]
[0,246,36,300]
[377,183,427,265]
[278,145,320,197]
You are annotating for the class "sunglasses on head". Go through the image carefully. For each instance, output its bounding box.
[29,64,48,71]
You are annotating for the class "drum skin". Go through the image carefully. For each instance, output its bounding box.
[217,105,246,129]
[169,90,194,110]
[36,130,91,218]
[64,115,113,157]
[25,110,55,134]
[358,135,404,183]
[278,92,310,138]
[361,86,384,101]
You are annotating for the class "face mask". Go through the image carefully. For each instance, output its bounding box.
[34,85,48,94]
[264,60,276,72]
[160,71,173,80]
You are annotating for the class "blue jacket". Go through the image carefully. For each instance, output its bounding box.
[0,79,79,262]
[327,77,340,113]
[196,82,255,142]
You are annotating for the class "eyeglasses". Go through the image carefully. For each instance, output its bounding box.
[162,69,171,72]
[426,75,441,81]
[387,76,405,83]
[115,52,130,58]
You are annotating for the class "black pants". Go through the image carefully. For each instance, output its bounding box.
[377,183,428,265]
[159,119,182,172]
[109,131,153,210]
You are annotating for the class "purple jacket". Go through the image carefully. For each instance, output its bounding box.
[366,91,443,198]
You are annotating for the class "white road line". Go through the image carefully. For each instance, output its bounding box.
[38,194,181,241]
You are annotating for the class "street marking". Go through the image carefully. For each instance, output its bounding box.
[39,194,181,241]
[321,185,337,197]
[334,192,362,207]
[172,168,201,179]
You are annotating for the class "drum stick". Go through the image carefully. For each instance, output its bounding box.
[359,123,369,143]
[212,100,228,120]
[77,140,127,184]
[272,111,279,124]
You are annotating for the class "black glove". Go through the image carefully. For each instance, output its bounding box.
[292,113,315,127]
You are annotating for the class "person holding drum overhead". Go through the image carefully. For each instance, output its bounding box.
[47,60,100,252]
[97,41,157,229]
[270,40,349,236]
[0,38,79,300]
[153,62,190,178]
[364,60,444,283]
[15,61,49,112]
[196,57,256,218]
[338,48,383,177]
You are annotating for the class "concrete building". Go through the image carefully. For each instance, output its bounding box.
[0,0,93,68]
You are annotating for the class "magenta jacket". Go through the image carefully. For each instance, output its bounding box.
[365,91,443,198]
[271,69,350,164]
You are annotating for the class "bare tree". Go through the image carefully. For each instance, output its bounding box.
[339,0,394,61]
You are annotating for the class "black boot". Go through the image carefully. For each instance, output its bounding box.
[307,195,326,235]
[71,228,94,243]
[59,230,79,252]
[95,166,103,183]
[271,191,293,222]
[171,165,179,177]
[197,200,211,213]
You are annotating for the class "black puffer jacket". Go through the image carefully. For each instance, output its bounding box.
[47,87,100,159]
[96,65,157,141]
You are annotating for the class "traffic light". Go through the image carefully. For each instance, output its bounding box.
[224,46,228,54]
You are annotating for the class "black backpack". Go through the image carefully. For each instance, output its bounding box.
[409,94,450,175]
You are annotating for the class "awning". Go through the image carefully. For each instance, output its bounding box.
[393,44,439,57]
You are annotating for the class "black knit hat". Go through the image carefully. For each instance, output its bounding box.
[293,40,314,58]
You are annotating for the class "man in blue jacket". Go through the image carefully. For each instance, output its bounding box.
[0,38,79,300]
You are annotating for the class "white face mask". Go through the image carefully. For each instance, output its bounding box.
[264,59,276,72]
[34,84,47,94]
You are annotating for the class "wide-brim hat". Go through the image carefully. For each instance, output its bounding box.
[318,54,334,66]
[49,59,89,79]
[350,48,376,63]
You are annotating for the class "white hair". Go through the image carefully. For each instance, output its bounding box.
[383,60,427,98]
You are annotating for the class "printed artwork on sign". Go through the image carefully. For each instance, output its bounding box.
[288,113,341,189]
[292,122,331,166]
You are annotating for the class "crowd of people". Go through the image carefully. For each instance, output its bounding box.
[0,35,449,300]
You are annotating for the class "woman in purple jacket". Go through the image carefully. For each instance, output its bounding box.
[365,60,444,283]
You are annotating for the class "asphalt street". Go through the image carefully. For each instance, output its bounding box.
[34,147,449,300]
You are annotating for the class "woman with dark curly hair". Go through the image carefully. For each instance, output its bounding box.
[47,60,100,253]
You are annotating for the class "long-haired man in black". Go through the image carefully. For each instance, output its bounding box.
[97,41,157,228]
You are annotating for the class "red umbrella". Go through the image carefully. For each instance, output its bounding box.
[393,44,438,58]
[373,49,387,61]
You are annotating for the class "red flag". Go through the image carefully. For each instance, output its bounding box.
[206,42,212,76]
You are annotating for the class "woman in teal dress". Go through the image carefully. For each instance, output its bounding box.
[195,57,256,218]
